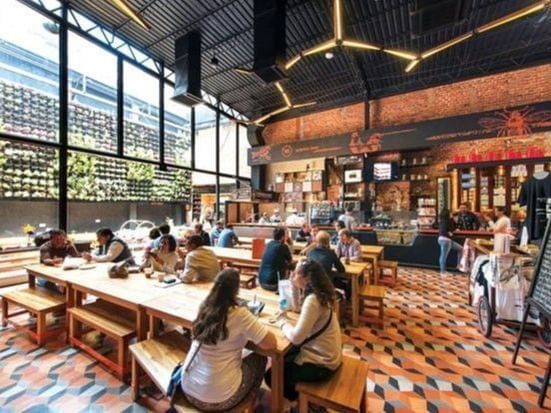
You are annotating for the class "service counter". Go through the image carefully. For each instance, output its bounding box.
[231,223,494,271]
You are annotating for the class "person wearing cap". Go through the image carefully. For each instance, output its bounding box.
[209,220,225,246]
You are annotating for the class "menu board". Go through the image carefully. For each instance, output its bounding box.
[528,221,551,318]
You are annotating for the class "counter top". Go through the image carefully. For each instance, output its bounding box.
[419,229,494,237]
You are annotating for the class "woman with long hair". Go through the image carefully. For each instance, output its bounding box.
[265,260,342,402]
[438,208,463,276]
[180,268,276,411]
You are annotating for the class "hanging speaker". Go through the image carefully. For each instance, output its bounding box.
[173,31,202,106]
[247,125,265,146]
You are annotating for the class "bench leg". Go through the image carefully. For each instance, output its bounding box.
[131,355,140,402]
[118,338,128,378]
[36,312,46,346]
[378,299,384,324]
[360,388,367,413]
[298,392,309,413]
[1,298,7,327]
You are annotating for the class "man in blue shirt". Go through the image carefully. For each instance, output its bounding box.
[217,224,239,248]
[259,227,292,291]
[209,220,224,246]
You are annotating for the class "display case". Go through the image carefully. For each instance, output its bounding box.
[374,228,418,246]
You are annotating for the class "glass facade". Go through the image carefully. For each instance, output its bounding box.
[0,1,251,241]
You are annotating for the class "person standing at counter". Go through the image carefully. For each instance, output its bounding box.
[82,228,134,264]
[209,220,224,246]
[493,207,511,234]
[270,209,282,224]
[258,227,293,291]
[338,205,358,232]
[285,208,304,226]
[457,202,480,230]
[335,229,362,262]
[258,212,270,224]
[437,208,463,276]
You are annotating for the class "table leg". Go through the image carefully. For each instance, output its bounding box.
[65,284,74,343]
[539,356,551,407]
[373,257,379,285]
[1,298,8,327]
[28,273,35,288]
[351,274,360,327]
[136,308,148,341]
[149,315,160,338]
[271,353,284,413]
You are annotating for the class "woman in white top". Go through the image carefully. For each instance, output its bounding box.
[265,260,342,401]
[181,268,276,411]
[143,234,180,273]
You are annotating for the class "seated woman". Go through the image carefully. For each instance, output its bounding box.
[265,260,342,402]
[181,268,277,411]
[143,234,180,273]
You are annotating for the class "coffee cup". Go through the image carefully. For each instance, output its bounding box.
[144,267,153,278]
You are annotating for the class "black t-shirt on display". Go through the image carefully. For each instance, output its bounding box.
[518,173,551,241]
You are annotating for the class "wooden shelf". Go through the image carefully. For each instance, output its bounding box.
[446,156,551,172]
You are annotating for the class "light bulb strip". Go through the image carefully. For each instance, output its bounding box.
[475,1,546,33]
[342,39,380,50]
[254,106,291,124]
[112,0,149,31]
[405,59,420,73]
[285,54,302,70]
[383,49,418,60]
[303,39,337,56]
[335,0,343,40]
[421,32,473,59]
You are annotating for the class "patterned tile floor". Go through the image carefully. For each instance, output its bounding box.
[0,267,548,412]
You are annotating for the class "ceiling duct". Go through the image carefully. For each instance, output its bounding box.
[252,0,287,84]
[410,0,472,38]
[173,31,202,106]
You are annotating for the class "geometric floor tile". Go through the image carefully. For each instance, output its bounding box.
[0,267,549,412]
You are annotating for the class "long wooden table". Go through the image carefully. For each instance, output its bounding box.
[141,284,295,412]
[206,246,368,327]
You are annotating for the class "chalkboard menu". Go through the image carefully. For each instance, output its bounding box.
[528,220,551,319]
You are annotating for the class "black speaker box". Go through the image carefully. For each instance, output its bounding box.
[173,31,202,106]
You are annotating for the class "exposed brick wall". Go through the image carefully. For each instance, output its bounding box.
[262,64,551,144]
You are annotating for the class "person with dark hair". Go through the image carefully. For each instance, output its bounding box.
[143,234,180,273]
[330,220,346,244]
[180,235,219,283]
[335,229,362,262]
[258,227,293,291]
[295,223,312,243]
[38,229,79,292]
[299,224,320,255]
[181,269,276,411]
[194,223,211,247]
[265,260,342,402]
[82,228,134,264]
[337,204,358,232]
[217,223,239,248]
[152,223,176,249]
[210,220,225,246]
[438,208,462,276]
[457,202,480,230]
[148,227,161,247]
[493,206,511,234]
[307,231,345,278]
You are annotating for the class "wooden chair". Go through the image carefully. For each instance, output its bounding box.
[377,260,398,286]
[1,287,66,346]
[129,331,257,412]
[358,285,387,327]
[297,356,369,413]
[68,300,136,379]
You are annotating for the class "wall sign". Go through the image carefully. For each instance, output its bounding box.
[248,102,551,165]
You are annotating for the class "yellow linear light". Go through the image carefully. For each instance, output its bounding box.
[285,54,302,70]
[275,81,284,94]
[282,92,292,107]
[384,49,418,60]
[342,39,380,51]
[476,1,547,33]
[293,101,317,108]
[421,32,473,59]
[254,106,291,124]
[303,39,337,56]
[405,59,420,73]
[111,0,149,31]
[334,0,343,41]
[235,67,253,75]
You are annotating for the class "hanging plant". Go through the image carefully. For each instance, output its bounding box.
[127,160,155,182]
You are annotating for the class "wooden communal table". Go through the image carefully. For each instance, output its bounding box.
[141,283,295,413]
[25,262,168,340]
[206,246,368,327]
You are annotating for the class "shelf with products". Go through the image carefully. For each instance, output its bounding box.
[416,197,436,229]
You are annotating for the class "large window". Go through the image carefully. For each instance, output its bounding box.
[238,124,251,178]
[124,62,160,161]
[68,32,117,152]
[164,84,192,167]
[219,116,236,175]
[194,104,217,172]
[0,0,59,142]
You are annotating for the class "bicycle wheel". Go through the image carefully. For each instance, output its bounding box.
[478,296,493,337]
[537,315,551,348]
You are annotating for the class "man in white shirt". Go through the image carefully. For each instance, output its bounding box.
[285,208,304,226]
[337,205,358,232]
[82,228,134,264]
[180,235,220,283]
[270,209,282,224]
[335,229,362,262]
[493,206,512,234]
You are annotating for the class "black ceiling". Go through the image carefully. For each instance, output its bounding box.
[66,0,551,122]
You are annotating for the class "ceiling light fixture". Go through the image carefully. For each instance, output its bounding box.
[111,0,149,31]
[302,39,337,57]
[383,49,418,60]
[342,40,380,51]
[405,0,549,73]
[234,67,253,75]
[325,51,335,59]
[210,56,219,67]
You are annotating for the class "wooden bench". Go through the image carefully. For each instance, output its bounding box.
[377,260,398,286]
[297,356,369,412]
[1,286,66,346]
[239,273,257,289]
[130,331,257,412]
[358,285,387,327]
[68,300,136,379]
